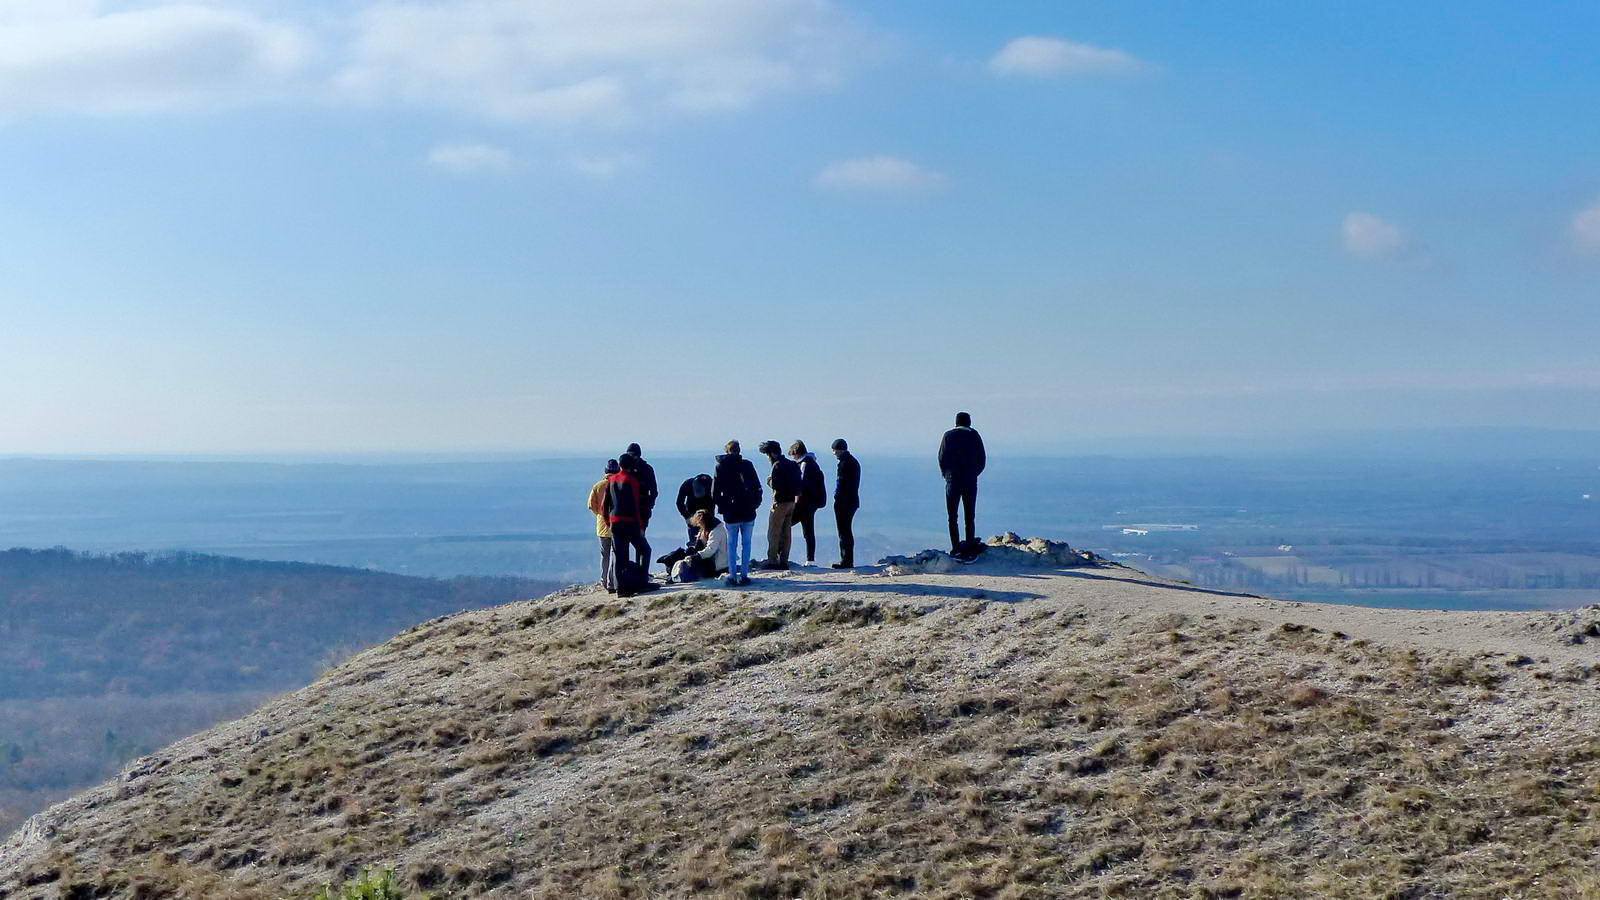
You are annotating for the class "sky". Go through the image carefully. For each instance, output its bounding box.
[2,0,1599,455]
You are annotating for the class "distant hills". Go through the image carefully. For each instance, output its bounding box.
[0,548,556,837]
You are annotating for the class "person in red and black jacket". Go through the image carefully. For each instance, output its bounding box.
[604,453,652,571]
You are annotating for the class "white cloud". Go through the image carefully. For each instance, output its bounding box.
[1341,212,1410,261]
[0,1,309,116]
[427,142,516,174]
[815,155,945,193]
[989,36,1141,77]
[566,152,636,178]
[1569,198,1600,256]
[333,0,863,124]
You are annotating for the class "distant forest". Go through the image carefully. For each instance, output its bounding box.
[0,548,557,836]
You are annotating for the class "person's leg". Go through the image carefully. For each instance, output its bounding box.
[778,501,795,564]
[732,520,753,580]
[600,536,614,588]
[945,480,961,552]
[962,481,978,546]
[835,505,855,566]
[611,523,633,568]
[634,529,652,573]
[798,507,817,562]
[764,503,786,565]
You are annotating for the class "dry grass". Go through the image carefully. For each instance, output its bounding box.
[6,587,1600,899]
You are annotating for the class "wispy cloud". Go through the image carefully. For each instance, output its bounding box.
[334,0,865,125]
[566,153,637,179]
[815,155,946,193]
[1569,198,1600,256]
[427,142,516,175]
[989,36,1142,77]
[0,1,309,116]
[1341,212,1410,261]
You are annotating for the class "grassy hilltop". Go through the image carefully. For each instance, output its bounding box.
[3,538,1599,898]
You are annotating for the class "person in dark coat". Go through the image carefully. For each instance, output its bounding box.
[757,440,802,569]
[938,412,986,557]
[788,440,828,566]
[830,438,861,568]
[712,440,762,586]
[625,443,658,531]
[604,453,652,572]
[675,473,716,544]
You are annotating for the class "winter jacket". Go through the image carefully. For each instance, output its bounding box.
[695,522,730,572]
[634,458,659,513]
[796,453,827,511]
[712,453,763,524]
[676,474,716,520]
[604,471,646,525]
[767,456,802,504]
[938,426,986,483]
[587,479,612,538]
[834,452,861,510]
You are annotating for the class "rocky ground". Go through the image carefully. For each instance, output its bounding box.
[3,536,1598,899]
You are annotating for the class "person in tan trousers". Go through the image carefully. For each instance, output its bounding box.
[756,440,801,569]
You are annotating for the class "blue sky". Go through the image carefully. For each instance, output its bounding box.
[2,0,1598,454]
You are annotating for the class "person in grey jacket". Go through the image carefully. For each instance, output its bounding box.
[938,412,986,557]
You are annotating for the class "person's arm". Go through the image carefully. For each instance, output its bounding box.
[938,432,949,477]
[975,433,986,476]
[697,526,725,559]
[588,484,602,516]
[602,482,614,518]
[675,482,691,519]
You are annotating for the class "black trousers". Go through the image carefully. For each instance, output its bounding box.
[611,521,651,569]
[945,478,977,550]
[795,505,819,561]
[834,503,857,565]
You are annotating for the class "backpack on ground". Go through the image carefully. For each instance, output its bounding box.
[615,560,656,597]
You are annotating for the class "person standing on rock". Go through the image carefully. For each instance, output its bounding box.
[757,440,801,570]
[604,453,652,574]
[624,443,659,534]
[938,412,986,558]
[675,473,716,545]
[830,439,860,568]
[712,440,762,586]
[789,440,827,566]
[586,459,621,591]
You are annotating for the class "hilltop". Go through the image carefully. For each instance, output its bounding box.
[3,537,1599,898]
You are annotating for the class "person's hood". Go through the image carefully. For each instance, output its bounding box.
[801,452,817,462]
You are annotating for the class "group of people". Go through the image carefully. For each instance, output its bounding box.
[585,413,986,594]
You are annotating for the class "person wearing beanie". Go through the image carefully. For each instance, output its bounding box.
[757,439,801,570]
[830,439,860,568]
[586,459,622,591]
[624,442,658,532]
[938,412,986,557]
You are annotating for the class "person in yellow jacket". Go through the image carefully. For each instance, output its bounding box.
[587,459,621,592]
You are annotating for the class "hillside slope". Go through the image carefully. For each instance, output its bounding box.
[4,538,1599,899]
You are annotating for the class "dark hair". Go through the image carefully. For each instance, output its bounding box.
[690,509,719,533]
[831,438,848,451]
[626,443,642,456]
[605,458,620,474]
[724,440,741,454]
[758,440,781,457]
[618,452,638,472]
[955,412,972,427]
[788,440,807,457]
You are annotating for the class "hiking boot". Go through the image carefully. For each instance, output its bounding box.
[830,562,852,569]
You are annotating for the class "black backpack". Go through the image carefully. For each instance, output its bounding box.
[615,560,656,598]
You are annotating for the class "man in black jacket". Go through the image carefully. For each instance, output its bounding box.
[938,412,986,557]
[674,473,715,544]
[712,441,762,586]
[830,438,860,568]
[625,442,658,531]
[757,440,801,570]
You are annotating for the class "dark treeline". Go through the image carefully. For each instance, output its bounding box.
[0,548,557,835]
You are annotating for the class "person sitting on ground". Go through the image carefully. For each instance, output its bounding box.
[675,473,715,544]
[757,440,801,570]
[938,411,986,559]
[790,440,827,566]
[830,439,860,568]
[712,440,762,587]
[672,509,729,582]
[586,459,621,591]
